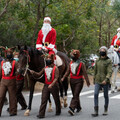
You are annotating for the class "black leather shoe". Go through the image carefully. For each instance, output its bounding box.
[21,106,27,110]
[10,113,17,116]
[55,112,61,116]
[76,108,82,113]
[37,115,45,119]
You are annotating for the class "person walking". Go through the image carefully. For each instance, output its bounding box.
[91,46,112,117]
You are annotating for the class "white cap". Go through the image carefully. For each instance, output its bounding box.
[44,17,51,22]
[117,28,120,32]
[99,46,108,52]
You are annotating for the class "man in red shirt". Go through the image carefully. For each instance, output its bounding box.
[36,17,57,55]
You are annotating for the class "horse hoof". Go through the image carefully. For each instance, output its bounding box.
[24,109,30,116]
[117,88,120,91]
[48,108,53,112]
[64,103,68,108]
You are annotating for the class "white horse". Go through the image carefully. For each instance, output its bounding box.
[107,47,120,93]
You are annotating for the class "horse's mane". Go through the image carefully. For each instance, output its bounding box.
[19,46,43,57]
[19,46,45,72]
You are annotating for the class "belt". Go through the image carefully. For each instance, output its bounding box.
[114,45,119,48]
[42,42,49,47]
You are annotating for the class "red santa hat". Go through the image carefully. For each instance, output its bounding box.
[44,17,51,22]
[117,28,120,32]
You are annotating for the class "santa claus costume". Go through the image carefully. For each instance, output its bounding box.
[36,17,57,55]
[111,28,120,58]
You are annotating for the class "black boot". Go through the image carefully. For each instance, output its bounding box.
[91,106,98,117]
[103,106,108,116]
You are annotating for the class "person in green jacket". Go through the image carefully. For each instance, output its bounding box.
[91,46,112,117]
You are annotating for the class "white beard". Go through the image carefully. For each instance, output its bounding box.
[41,23,52,43]
[2,62,12,75]
[45,67,53,80]
[117,32,120,39]
[71,62,79,75]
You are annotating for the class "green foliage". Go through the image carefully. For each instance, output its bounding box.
[0,0,120,55]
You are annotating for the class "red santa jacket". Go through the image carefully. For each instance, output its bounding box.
[111,35,120,48]
[36,28,57,54]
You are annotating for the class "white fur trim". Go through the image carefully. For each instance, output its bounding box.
[48,44,55,49]
[45,67,53,80]
[2,62,12,75]
[44,17,51,22]
[71,62,79,75]
[110,45,114,48]
[36,44,42,49]
[53,48,57,54]
[117,28,120,32]
[42,46,47,50]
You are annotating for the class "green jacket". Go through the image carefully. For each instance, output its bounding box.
[94,57,112,84]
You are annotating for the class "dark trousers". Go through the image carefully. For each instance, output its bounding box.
[69,79,84,110]
[39,83,61,117]
[16,80,27,109]
[94,83,109,107]
[0,79,17,115]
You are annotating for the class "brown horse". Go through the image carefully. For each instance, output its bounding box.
[17,45,70,116]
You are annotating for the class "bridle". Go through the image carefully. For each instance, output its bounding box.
[21,50,30,77]
[21,50,46,80]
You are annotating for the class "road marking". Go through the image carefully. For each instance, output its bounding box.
[26,93,42,96]
[26,90,94,97]
[88,91,111,98]
[110,94,120,99]
[68,90,94,97]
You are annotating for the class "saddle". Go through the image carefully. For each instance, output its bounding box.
[55,55,63,67]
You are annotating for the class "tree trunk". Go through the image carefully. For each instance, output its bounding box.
[31,2,41,47]
[0,0,10,20]
[108,20,111,47]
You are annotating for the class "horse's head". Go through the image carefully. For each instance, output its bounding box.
[18,45,45,76]
[17,45,30,75]
[107,47,114,54]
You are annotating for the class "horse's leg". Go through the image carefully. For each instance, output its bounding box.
[114,67,118,91]
[111,68,117,93]
[62,77,68,107]
[24,81,35,116]
[47,96,53,112]
[58,79,64,108]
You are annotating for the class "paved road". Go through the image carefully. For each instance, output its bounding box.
[1,80,120,120]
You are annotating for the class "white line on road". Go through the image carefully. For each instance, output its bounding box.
[26,90,94,97]
[67,90,94,97]
[110,94,120,99]
[88,91,111,98]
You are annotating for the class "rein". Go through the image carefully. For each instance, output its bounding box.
[21,50,30,77]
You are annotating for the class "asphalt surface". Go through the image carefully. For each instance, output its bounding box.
[1,79,120,120]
